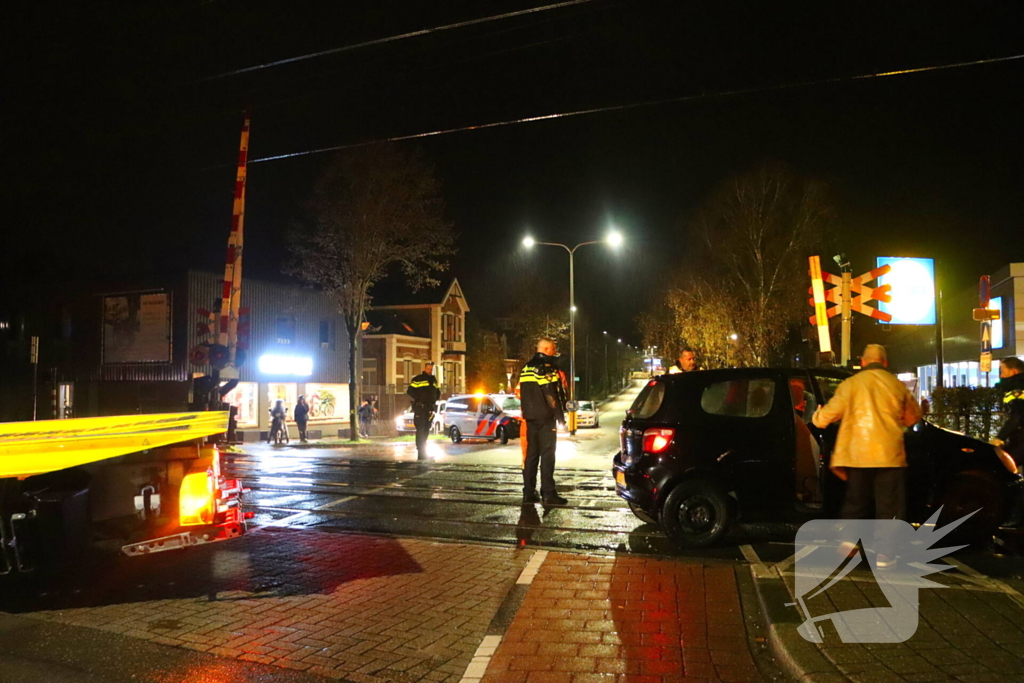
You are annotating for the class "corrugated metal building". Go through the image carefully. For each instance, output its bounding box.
[51,271,351,440]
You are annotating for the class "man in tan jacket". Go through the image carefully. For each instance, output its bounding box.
[813,344,922,538]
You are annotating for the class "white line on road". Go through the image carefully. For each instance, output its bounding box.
[739,544,770,578]
[459,634,503,683]
[516,549,549,585]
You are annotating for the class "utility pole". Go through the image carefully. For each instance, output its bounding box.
[836,254,853,367]
[30,336,39,420]
[603,331,609,397]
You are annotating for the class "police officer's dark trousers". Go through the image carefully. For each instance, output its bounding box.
[524,418,557,497]
[413,409,431,458]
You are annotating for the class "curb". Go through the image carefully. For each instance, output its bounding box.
[748,564,850,683]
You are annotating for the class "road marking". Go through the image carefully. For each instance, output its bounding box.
[516,549,549,585]
[944,557,1024,610]
[459,635,503,683]
[773,543,818,573]
[739,544,770,577]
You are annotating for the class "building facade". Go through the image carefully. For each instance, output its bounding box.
[886,262,1023,397]
[27,271,351,440]
[361,279,469,417]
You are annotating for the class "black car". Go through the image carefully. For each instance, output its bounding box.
[613,368,1023,547]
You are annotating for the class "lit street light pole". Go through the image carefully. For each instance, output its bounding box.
[523,232,623,434]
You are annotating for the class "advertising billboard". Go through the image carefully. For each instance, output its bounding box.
[876,257,936,325]
[305,383,350,423]
[102,291,172,363]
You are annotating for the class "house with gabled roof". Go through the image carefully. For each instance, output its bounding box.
[361,279,469,398]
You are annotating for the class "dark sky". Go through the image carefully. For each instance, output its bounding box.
[4,1,1023,344]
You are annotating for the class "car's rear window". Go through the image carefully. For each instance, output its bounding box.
[701,379,775,418]
[630,381,666,419]
[501,397,521,411]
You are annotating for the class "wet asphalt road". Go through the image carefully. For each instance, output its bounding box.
[227,381,1024,586]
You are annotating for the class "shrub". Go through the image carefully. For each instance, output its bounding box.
[929,386,1004,441]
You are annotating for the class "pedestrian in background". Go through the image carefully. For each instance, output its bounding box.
[269,398,289,444]
[812,344,922,567]
[519,338,568,506]
[358,399,374,438]
[407,361,440,458]
[294,395,310,442]
[668,348,697,374]
[992,357,1024,462]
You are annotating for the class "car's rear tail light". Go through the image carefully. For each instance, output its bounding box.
[643,428,675,454]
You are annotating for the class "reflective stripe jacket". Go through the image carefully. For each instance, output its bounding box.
[996,373,1024,457]
[406,373,440,412]
[518,353,566,422]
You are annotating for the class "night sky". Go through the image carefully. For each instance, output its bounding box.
[5,1,1023,344]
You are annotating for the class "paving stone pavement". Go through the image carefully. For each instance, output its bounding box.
[5,529,532,683]
[762,557,1024,683]
[480,552,765,683]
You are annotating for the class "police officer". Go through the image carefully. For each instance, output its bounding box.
[992,357,1024,461]
[518,338,568,506]
[407,361,440,459]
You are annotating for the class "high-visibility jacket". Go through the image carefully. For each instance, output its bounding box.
[518,353,566,422]
[996,373,1024,457]
[406,373,440,412]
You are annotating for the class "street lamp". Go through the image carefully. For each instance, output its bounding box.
[523,230,624,434]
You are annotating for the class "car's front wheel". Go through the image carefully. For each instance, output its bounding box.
[497,425,509,445]
[449,426,462,444]
[661,480,734,548]
[628,501,657,524]
[937,471,1003,547]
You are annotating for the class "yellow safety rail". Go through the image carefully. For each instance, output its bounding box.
[0,412,229,480]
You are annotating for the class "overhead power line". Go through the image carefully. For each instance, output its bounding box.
[249,52,1024,165]
[199,0,599,82]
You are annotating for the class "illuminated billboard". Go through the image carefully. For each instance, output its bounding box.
[876,257,936,325]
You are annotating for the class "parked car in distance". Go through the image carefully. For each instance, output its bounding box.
[396,400,446,434]
[614,368,1023,548]
[444,394,522,444]
[576,400,600,428]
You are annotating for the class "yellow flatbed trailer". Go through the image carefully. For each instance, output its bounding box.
[0,412,249,575]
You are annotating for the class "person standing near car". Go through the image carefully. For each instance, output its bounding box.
[992,357,1024,461]
[668,348,697,374]
[812,344,922,567]
[519,338,568,506]
[294,395,310,443]
[407,361,440,459]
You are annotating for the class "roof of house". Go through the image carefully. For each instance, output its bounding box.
[371,279,468,311]
[363,310,429,338]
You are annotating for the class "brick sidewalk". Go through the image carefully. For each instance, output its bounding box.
[6,529,531,683]
[480,553,764,683]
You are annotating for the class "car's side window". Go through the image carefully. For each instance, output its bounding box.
[701,379,775,418]
[447,400,467,413]
[481,400,495,414]
[468,398,483,414]
[630,380,666,419]
[788,377,819,424]
[813,375,843,404]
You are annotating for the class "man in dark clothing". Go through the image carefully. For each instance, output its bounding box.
[993,357,1024,461]
[357,400,374,438]
[518,338,568,506]
[406,361,440,459]
[294,395,310,442]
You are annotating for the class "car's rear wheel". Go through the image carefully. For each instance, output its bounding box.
[937,471,1003,548]
[497,426,509,445]
[661,480,734,548]
[628,501,657,524]
[449,426,462,444]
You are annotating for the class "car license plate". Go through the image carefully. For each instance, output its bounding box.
[614,471,625,486]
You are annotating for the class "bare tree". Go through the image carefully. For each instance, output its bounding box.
[287,144,455,440]
[650,162,832,367]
